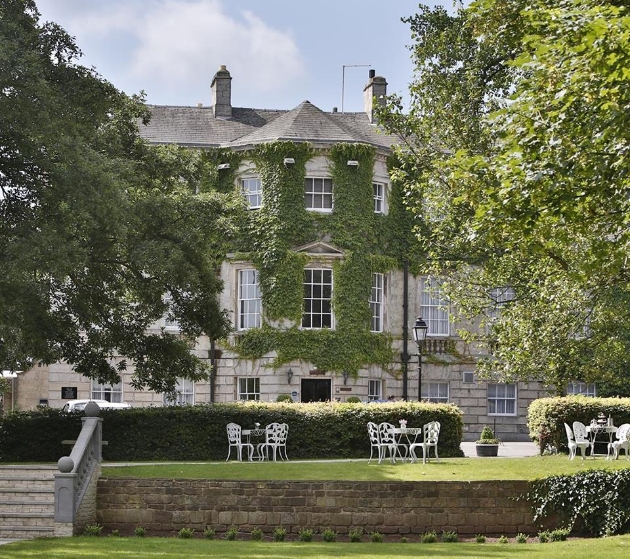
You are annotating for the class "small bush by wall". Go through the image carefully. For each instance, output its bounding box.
[0,401,464,462]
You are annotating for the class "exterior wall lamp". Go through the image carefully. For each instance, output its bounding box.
[286,368,294,384]
[283,157,295,165]
[412,317,429,401]
[346,160,359,167]
[342,370,350,385]
[217,163,230,170]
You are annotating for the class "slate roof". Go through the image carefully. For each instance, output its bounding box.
[139,100,396,152]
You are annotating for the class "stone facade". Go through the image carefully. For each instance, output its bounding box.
[97,478,540,537]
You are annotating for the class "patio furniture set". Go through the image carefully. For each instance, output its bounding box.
[226,422,289,462]
[367,420,440,465]
[564,418,630,460]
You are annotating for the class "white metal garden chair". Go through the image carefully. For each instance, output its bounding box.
[409,421,441,464]
[258,422,289,461]
[608,423,630,460]
[565,422,589,460]
[226,422,254,461]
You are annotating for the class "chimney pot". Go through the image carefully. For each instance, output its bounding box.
[369,69,376,79]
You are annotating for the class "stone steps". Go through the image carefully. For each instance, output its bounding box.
[0,466,56,540]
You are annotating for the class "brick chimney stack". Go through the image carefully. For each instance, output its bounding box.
[211,64,232,118]
[363,69,387,124]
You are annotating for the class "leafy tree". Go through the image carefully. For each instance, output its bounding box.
[0,0,237,393]
[380,0,630,391]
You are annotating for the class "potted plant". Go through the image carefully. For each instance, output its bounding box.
[475,425,500,457]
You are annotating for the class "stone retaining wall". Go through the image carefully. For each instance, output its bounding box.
[97,478,539,537]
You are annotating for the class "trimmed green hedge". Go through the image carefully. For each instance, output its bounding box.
[528,396,630,453]
[0,401,464,462]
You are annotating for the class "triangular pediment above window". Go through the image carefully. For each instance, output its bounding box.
[294,241,344,256]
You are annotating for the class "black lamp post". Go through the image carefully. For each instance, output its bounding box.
[412,317,429,401]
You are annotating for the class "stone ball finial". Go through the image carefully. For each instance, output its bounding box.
[84,401,101,417]
[57,456,74,473]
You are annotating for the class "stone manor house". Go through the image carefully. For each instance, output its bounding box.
[7,66,594,441]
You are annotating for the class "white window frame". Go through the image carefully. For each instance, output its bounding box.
[304,177,333,212]
[241,177,262,209]
[163,293,180,331]
[373,182,386,214]
[422,382,449,403]
[368,379,382,401]
[164,377,195,406]
[370,273,384,332]
[487,383,517,416]
[238,377,260,401]
[488,287,515,319]
[238,269,261,330]
[302,268,333,329]
[420,277,450,336]
[91,380,123,403]
[567,381,597,397]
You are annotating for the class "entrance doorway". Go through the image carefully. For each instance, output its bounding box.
[301,379,331,402]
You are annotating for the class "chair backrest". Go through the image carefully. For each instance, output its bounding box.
[367,422,380,445]
[378,422,396,444]
[226,422,242,444]
[564,422,575,443]
[265,422,286,444]
[572,421,588,442]
[424,421,440,444]
[616,423,630,442]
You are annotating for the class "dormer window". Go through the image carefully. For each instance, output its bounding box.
[304,178,333,212]
[241,178,262,209]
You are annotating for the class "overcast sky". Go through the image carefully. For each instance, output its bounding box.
[34,0,457,113]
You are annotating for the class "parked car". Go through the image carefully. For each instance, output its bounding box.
[61,399,131,413]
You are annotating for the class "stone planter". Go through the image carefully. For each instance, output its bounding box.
[475,444,499,457]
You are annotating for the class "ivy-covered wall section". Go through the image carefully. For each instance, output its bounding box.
[203,140,422,378]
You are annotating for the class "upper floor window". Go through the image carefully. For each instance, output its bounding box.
[302,268,333,329]
[238,377,260,401]
[370,273,384,332]
[420,277,450,336]
[91,380,123,403]
[163,293,179,331]
[422,382,449,403]
[567,381,597,397]
[487,383,517,416]
[488,287,515,319]
[238,269,261,330]
[373,183,386,214]
[241,178,262,209]
[304,178,333,212]
[164,377,194,406]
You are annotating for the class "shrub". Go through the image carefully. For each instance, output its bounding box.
[273,527,286,542]
[475,534,486,543]
[224,526,238,540]
[276,394,293,403]
[134,526,146,538]
[370,531,384,543]
[178,527,194,539]
[421,531,438,543]
[400,536,408,543]
[498,535,509,544]
[109,530,120,537]
[516,533,528,543]
[203,527,216,540]
[441,530,458,543]
[346,396,361,403]
[538,531,550,543]
[321,528,337,542]
[83,524,103,537]
[250,527,263,541]
[348,528,363,542]
[476,425,500,444]
[298,528,313,542]
[550,528,569,541]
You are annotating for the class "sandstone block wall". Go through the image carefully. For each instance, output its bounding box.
[97,478,538,537]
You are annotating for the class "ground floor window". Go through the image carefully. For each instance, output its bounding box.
[239,377,260,401]
[163,378,194,406]
[91,380,123,403]
[567,381,596,397]
[368,379,383,401]
[421,382,449,403]
[487,383,517,415]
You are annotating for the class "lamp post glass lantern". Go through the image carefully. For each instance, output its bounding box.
[412,317,428,401]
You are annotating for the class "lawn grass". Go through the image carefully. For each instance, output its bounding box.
[100,455,630,482]
[3,535,630,559]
